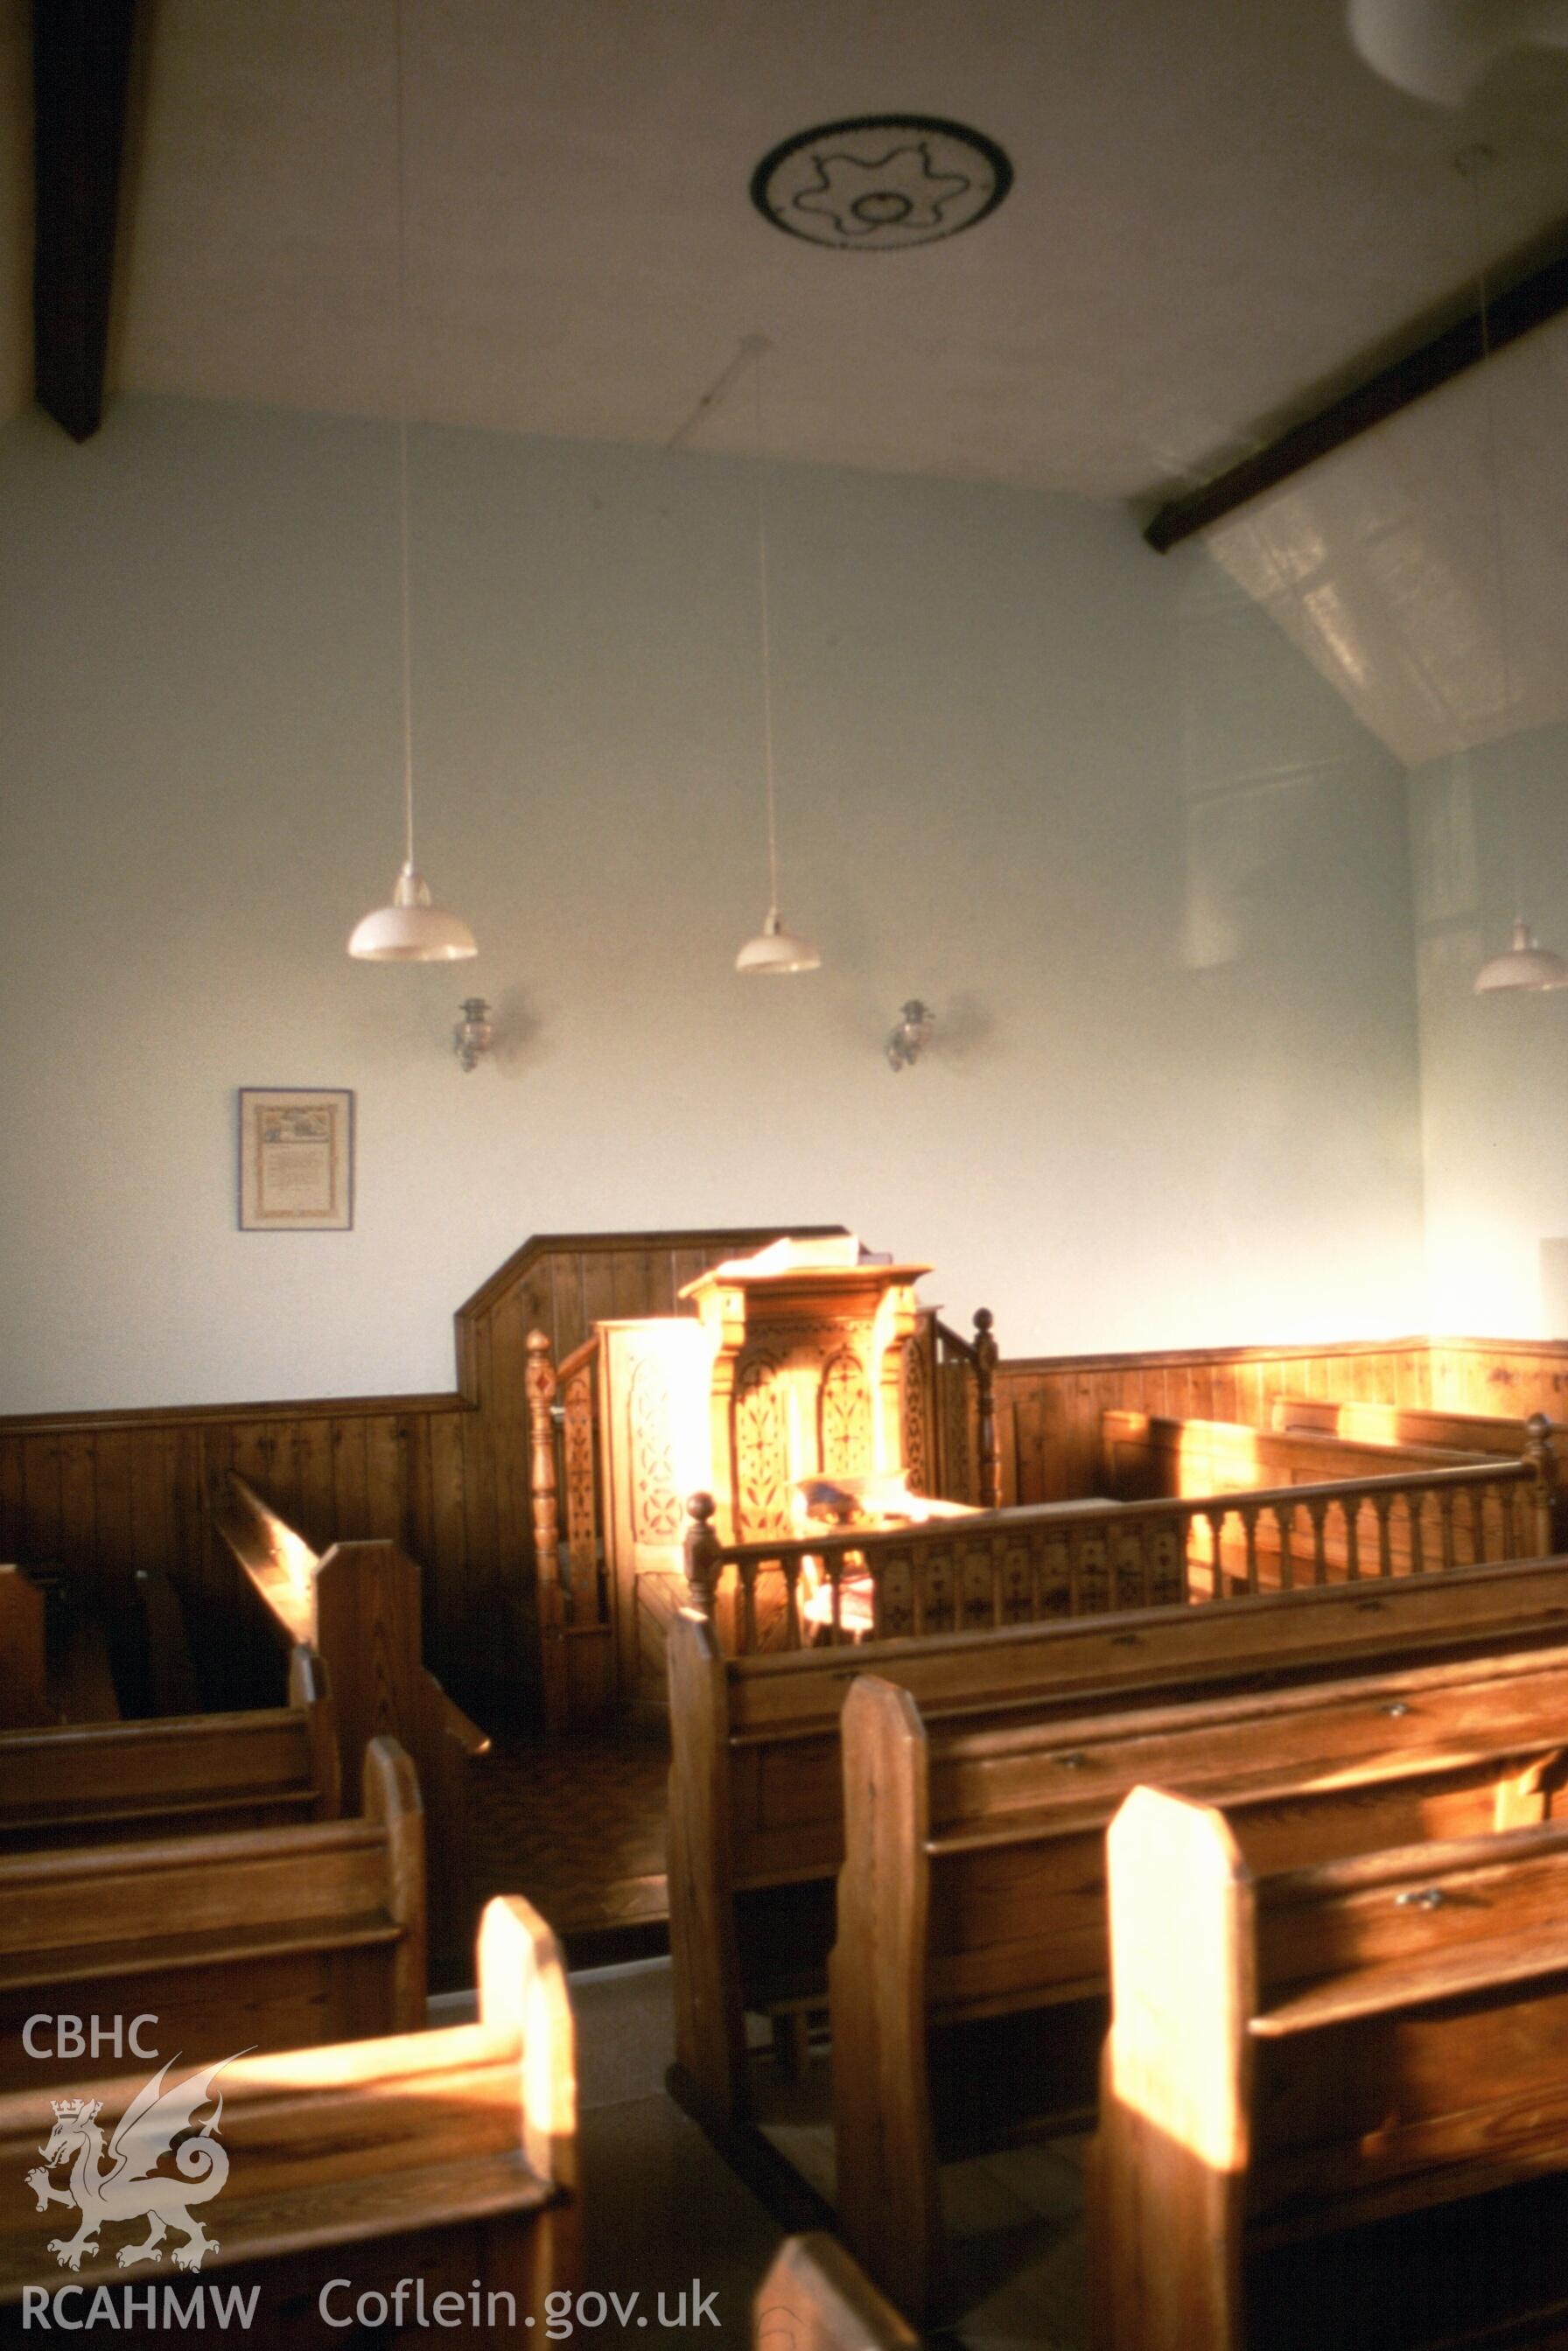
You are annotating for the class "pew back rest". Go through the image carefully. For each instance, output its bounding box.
[1099,1788,1568,2351]
[0,1735,425,2092]
[0,1893,577,2320]
[0,1568,48,1729]
[1270,1395,1540,1456]
[0,1642,341,1850]
[0,1732,421,1964]
[839,1654,1568,2011]
[1102,1408,1488,1500]
[677,1557,1568,1887]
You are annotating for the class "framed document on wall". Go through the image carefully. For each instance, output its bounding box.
[238,1088,354,1231]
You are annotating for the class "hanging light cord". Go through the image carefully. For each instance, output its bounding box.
[753,353,781,913]
[1460,148,1528,923]
[393,0,416,876]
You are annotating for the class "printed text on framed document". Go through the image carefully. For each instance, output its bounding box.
[237,1088,354,1231]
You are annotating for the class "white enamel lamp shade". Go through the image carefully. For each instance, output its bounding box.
[735,906,822,975]
[1348,0,1568,103]
[348,862,478,962]
[1474,919,1568,992]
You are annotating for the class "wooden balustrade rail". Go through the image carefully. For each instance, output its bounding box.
[681,1415,1559,1654]
[520,1303,1002,1721]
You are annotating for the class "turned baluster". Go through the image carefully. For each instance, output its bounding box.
[1240,1502,1259,1594]
[1409,1491,1426,1575]
[1438,1487,1457,1571]
[973,1308,1002,1512]
[1478,1482,1496,1564]
[1308,1497,1330,1585]
[1373,1492,1394,1578]
[782,1556,802,1649]
[828,1556,844,1642]
[684,1492,723,1626]
[1342,1497,1362,1581]
[741,1560,760,1652]
[1527,1416,1558,1557]
[526,1329,566,1730]
[1206,1508,1228,1601]
[1273,1502,1295,1592]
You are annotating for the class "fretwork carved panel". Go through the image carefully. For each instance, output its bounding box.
[627,1356,682,1543]
[820,1350,873,1478]
[734,1354,791,1540]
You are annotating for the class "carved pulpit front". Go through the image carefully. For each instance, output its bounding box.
[593,1236,935,1711]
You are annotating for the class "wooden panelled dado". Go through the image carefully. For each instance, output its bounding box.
[992,1338,1436,1508]
[0,1228,843,1720]
[5,1264,1566,1732]
[1432,1338,1568,1418]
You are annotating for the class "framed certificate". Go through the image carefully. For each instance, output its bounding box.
[238,1088,354,1231]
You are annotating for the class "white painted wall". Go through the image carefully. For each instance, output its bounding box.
[1410,721,1568,1337]
[0,395,1426,1411]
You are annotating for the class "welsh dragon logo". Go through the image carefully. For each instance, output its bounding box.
[24,2055,245,2274]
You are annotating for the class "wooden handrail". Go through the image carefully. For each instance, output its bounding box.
[554,1333,600,1385]
[682,1415,1559,1646]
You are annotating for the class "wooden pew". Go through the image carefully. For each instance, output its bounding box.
[0,1733,425,2095]
[0,1568,50,1730]
[668,1550,1568,2143]
[1271,1389,1557,1459]
[829,1643,1568,2319]
[1102,1407,1486,1497]
[0,1893,578,2348]
[1093,1788,1568,2351]
[0,1643,341,1854]
[214,1472,486,1987]
[755,2236,919,2351]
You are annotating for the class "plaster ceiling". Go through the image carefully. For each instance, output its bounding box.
[104,0,1568,505]
[1209,311,1568,768]
[4,0,1567,763]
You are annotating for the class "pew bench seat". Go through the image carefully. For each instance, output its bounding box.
[0,1648,340,1854]
[0,1896,578,2347]
[1096,1795,1568,2351]
[829,1639,1568,2320]
[0,1736,425,2095]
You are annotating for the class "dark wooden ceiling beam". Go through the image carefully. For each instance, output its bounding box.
[1144,229,1568,553]
[32,0,139,442]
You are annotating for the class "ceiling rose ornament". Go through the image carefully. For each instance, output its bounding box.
[750,115,1012,252]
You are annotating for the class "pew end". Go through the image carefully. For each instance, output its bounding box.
[0,1893,579,2341]
[1094,1788,1253,2351]
[755,2236,920,2350]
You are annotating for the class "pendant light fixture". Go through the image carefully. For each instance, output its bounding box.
[348,0,476,964]
[1457,149,1567,995]
[1348,0,1568,108]
[735,342,820,976]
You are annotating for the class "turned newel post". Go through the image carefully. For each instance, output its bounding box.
[525,1329,566,1732]
[973,1306,1001,1511]
[685,1492,722,1624]
[1525,1412,1559,1555]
